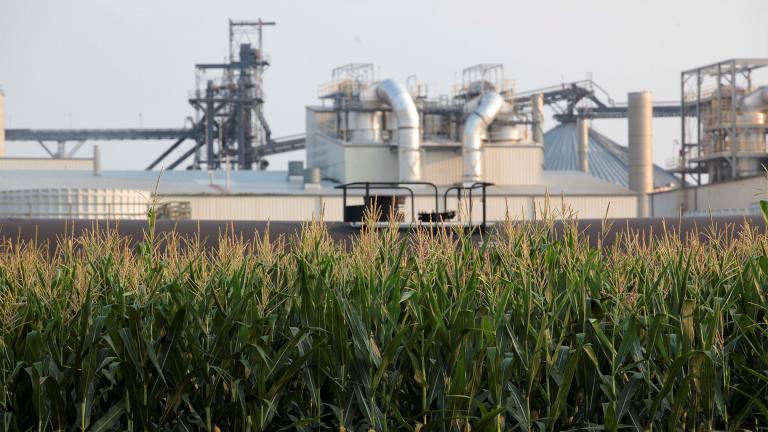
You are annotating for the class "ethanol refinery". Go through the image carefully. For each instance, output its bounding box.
[1,20,767,224]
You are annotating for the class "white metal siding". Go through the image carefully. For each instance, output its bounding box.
[165,193,636,222]
[423,149,463,185]
[484,145,543,185]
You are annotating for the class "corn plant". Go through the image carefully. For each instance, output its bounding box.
[1,206,768,430]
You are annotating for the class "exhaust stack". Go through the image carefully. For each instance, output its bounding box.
[375,80,421,182]
[628,91,653,218]
[463,92,504,184]
[531,93,544,145]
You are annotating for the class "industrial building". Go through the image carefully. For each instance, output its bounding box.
[0,20,766,223]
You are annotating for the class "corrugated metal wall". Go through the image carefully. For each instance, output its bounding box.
[165,193,637,221]
[484,145,543,185]
[652,176,767,217]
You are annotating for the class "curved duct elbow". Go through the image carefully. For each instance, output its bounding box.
[375,79,421,182]
[739,86,768,113]
[463,92,504,183]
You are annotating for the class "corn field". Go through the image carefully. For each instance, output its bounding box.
[2,210,768,431]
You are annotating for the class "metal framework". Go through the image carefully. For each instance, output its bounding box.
[4,19,304,171]
[676,59,768,189]
[514,80,685,123]
[186,19,276,170]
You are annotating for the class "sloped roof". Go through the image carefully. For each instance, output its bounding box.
[544,123,679,189]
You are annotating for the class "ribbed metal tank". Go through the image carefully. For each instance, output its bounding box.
[0,188,151,219]
[628,91,653,217]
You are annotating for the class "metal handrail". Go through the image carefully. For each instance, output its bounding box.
[443,182,494,228]
[335,183,416,223]
[335,181,440,214]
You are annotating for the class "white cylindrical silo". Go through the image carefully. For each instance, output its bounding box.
[531,93,544,145]
[628,91,653,217]
[0,90,5,158]
[576,117,589,173]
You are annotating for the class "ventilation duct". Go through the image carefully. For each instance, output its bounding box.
[375,80,421,182]
[463,92,504,183]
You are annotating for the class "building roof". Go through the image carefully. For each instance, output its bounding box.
[544,123,679,189]
[0,168,633,197]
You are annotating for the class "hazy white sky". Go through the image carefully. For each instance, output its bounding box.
[1,0,767,170]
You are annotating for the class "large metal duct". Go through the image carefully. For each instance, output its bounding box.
[0,90,5,158]
[576,117,589,173]
[375,80,420,182]
[531,93,544,145]
[739,86,768,113]
[628,91,653,218]
[463,92,504,183]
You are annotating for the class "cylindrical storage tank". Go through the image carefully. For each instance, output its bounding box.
[0,90,5,158]
[0,188,151,219]
[739,86,768,113]
[349,111,382,143]
[304,167,321,184]
[628,91,653,217]
[531,93,544,145]
[576,117,589,173]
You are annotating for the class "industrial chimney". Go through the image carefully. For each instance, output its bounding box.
[628,91,653,218]
[531,94,544,145]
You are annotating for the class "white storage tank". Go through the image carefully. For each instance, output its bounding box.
[0,188,151,219]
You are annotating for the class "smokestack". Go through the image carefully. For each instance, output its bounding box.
[531,93,544,145]
[93,144,101,176]
[0,90,5,158]
[576,117,589,173]
[628,91,653,218]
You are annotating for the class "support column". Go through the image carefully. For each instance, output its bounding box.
[576,117,589,173]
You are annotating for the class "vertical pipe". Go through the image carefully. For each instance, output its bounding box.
[628,91,653,217]
[237,79,247,170]
[375,79,421,182]
[224,155,231,193]
[531,93,544,145]
[0,90,5,158]
[731,61,738,179]
[205,80,216,170]
[576,117,589,173]
[93,144,101,176]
